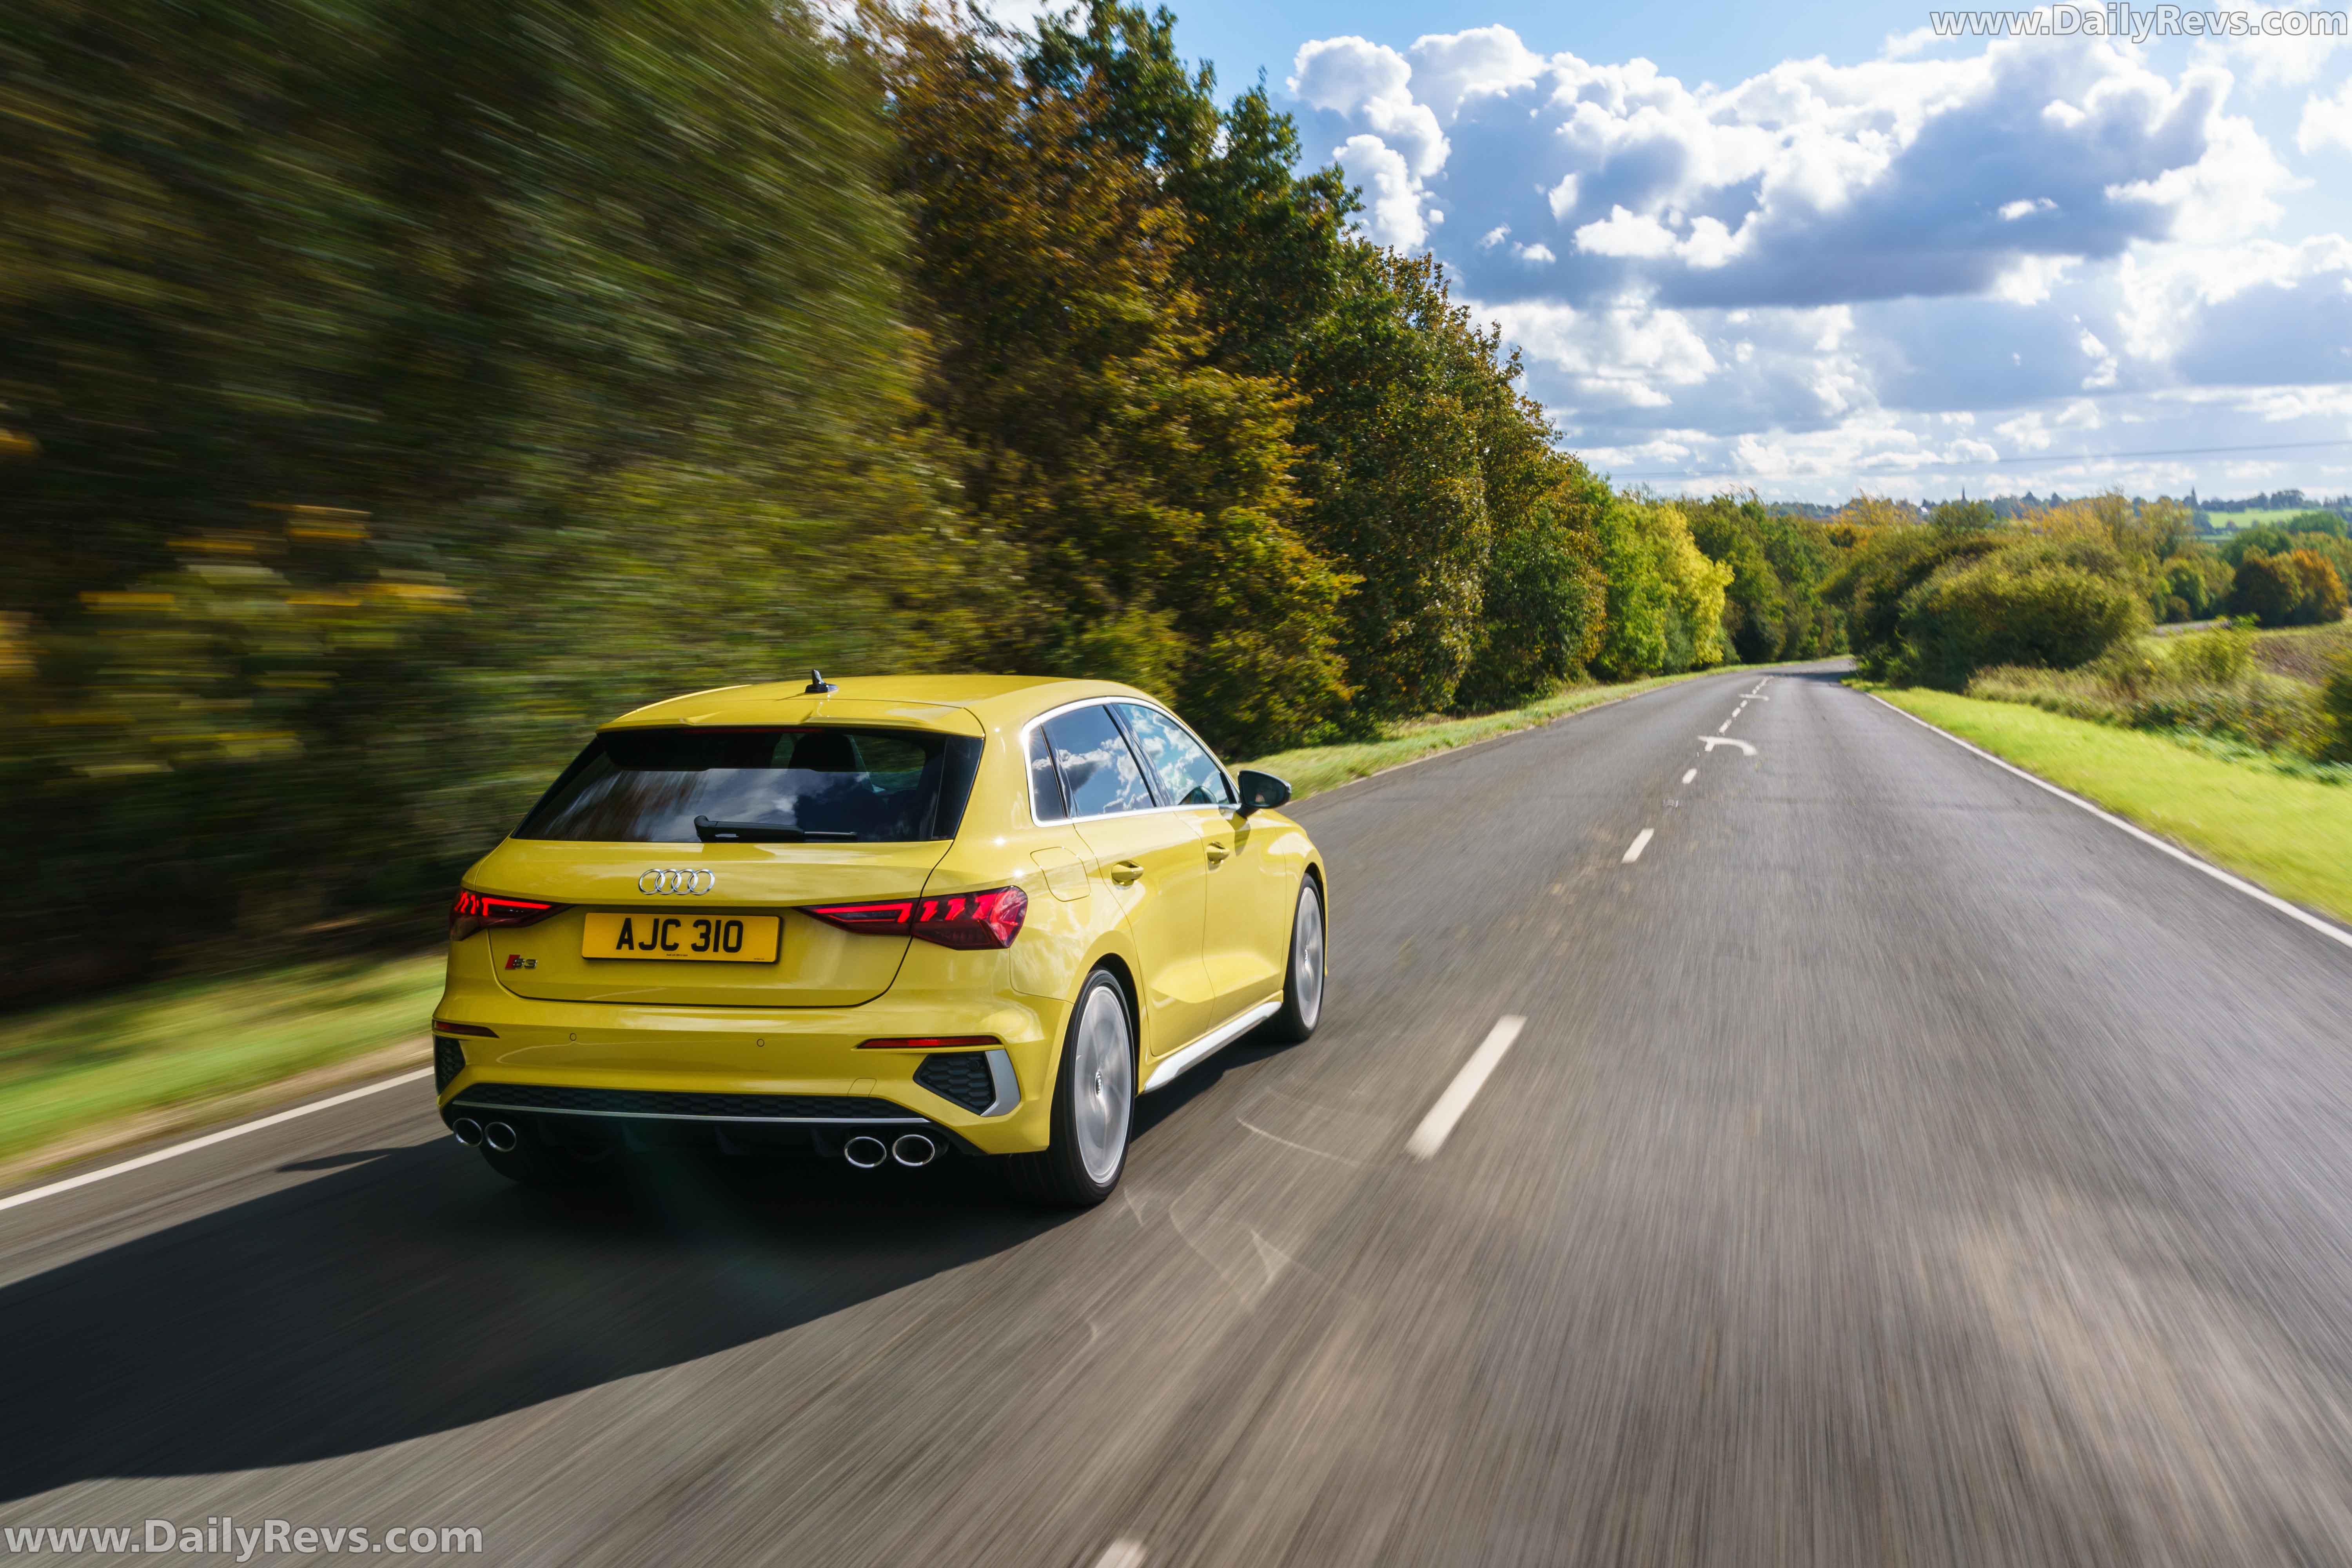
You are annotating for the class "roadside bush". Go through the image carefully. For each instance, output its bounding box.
[2167,623,2257,685]
[2322,652,2352,763]
[1828,527,2008,678]
[1899,556,2145,690]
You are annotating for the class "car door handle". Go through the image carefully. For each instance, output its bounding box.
[1109,860,1144,885]
[1204,842,1231,863]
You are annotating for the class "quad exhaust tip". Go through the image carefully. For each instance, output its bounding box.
[451,1117,483,1147]
[843,1135,889,1169]
[483,1121,519,1153]
[891,1133,938,1168]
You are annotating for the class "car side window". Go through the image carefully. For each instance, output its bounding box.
[1026,727,1069,822]
[1115,703,1233,807]
[1041,705,1154,817]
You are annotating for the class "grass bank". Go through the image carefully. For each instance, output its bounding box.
[2,664,1758,1184]
[0,951,443,1183]
[1245,669,1728,800]
[1875,687,2352,927]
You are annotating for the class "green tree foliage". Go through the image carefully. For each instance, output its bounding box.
[2227,550,2348,627]
[1592,497,1733,679]
[1684,495,1845,662]
[877,5,1354,754]
[2320,652,2352,764]
[1898,553,2146,690]
[1453,457,1609,711]
[1828,528,2009,678]
[0,0,989,996]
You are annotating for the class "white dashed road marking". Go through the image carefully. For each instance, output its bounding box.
[1406,1016,1526,1161]
[1622,828,1655,863]
[1682,768,1697,784]
[1092,1543,1147,1568]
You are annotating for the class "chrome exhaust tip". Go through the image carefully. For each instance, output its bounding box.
[843,1135,889,1169]
[891,1133,938,1168]
[483,1120,519,1153]
[451,1117,484,1147]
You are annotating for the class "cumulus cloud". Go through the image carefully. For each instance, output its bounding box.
[1281,22,2352,498]
[2301,74,2352,152]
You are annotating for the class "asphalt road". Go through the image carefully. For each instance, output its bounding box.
[7,664,2352,1566]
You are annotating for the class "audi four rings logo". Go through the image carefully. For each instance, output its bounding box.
[637,868,717,895]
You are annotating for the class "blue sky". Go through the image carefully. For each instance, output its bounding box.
[1016,0,2352,503]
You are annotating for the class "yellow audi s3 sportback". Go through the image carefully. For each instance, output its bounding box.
[431,674,1326,1207]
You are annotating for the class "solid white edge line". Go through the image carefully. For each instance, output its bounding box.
[0,1066,436,1215]
[1622,828,1655,863]
[1866,692,2352,955]
[1406,1016,1525,1161]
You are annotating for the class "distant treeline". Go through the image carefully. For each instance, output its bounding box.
[0,0,1844,1000]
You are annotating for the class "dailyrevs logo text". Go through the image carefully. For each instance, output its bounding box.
[1927,3,2347,36]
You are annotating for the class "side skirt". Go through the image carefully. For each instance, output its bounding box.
[1140,1000,1281,1093]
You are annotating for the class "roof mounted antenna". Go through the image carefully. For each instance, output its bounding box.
[803,668,838,695]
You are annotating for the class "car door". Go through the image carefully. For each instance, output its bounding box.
[1110,702,1287,1017]
[1036,703,1219,1058]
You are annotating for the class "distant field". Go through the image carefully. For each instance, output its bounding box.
[2205,507,2341,531]
[1877,688,2352,926]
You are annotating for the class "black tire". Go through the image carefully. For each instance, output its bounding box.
[1004,968,1134,1208]
[1259,874,1326,1045]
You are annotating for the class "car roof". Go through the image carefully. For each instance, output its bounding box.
[603,675,1158,734]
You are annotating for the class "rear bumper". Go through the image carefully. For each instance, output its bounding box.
[432,940,1062,1155]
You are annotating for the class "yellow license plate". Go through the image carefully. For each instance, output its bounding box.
[581,912,781,962]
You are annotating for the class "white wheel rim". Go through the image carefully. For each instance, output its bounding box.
[1294,884,1325,1030]
[1072,984,1132,1183]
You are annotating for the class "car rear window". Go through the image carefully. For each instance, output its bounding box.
[517,727,982,844]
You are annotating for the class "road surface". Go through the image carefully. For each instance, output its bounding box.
[7,664,2352,1566]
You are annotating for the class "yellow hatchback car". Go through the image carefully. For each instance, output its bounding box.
[432,674,1327,1205]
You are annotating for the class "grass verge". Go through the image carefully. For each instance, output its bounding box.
[0,662,1761,1186]
[1875,686,2352,927]
[0,951,443,1182]
[1244,670,1723,800]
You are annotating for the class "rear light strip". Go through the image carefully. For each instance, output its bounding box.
[450,889,567,941]
[805,886,1028,950]
[857,1034,1001,1051]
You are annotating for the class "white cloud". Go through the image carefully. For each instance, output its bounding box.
[2301,75,2352,153]
[1331,134,1431,248]
[1277,22,2352,498]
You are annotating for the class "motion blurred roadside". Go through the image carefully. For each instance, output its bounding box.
[2,0,1831,1022]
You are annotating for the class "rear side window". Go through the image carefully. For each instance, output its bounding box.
[1116,704,1233,807]
[517,727,982,843]
[1026,728,1069,822]
[1039,705,1154,818]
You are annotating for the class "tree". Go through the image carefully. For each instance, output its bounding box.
[878,4,1352,753]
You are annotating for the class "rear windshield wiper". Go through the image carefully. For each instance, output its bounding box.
[693,816,857,844]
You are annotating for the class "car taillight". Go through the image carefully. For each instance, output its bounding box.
[805,885,1028,949]
[450,889,566,941]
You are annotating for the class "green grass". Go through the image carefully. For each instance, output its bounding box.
[1243,670,1721,800]
[1876,687,2352,926]
[0,951,444,1171]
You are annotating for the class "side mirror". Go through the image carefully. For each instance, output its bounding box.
[1235,769,1292,817]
